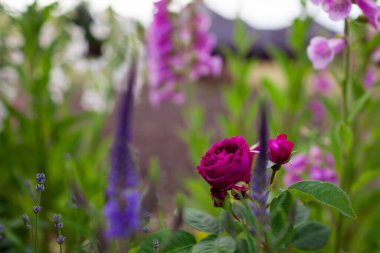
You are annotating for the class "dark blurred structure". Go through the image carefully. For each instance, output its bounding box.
[202,4,335,59]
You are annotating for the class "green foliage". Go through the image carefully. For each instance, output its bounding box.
[192,235,237,253]
[291,221,330,251]
[289,181,356,219]
[183,208,221,235]
[137,230,196,253]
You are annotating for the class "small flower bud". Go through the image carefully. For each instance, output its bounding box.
[142,226,150,233]
[268,134,294,165]
[36,173,46,184]
[52,214,62,224]
[56,235,66,244]
[36,184,45,192]
[22,214,32,230]
[54,223,64,230]
[32,205,41,214]
[153,239,159,250]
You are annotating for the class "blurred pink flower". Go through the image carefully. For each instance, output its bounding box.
[284,173,303,187]
[313,72,333,95]
[146,0,221,107]
[356,0,380,30]
[311,0,352,21]
[284,153,308,174]
[309,166,338,184]
[371,46,380,62]
[309,100,326,125]
[307,37,345,70]
[364,67,377,89]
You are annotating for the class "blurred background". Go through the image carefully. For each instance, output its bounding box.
[1,0,380,252]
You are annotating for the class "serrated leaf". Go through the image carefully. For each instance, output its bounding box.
[183,208,221,234]
[289,180,356,219]
[192,236,236,253]
[137,230,196,253]
[291,221,330,250]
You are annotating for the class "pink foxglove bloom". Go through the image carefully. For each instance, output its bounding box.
[311,0,352,21]
[307,36,345,70]
[284,173,303,187]
[146,0,221,107]
[310,166,338,184]
[313,72,333,95]
[309,100,326,125]
[356,0,380,30]
[284,153,308,174]
[364,67,377,89]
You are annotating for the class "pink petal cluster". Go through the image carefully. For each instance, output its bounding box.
[311,0,352,21]
[283,146,338,187]
[146,0,221,107]
[356,0,380,30]
[307,36,345,70]
[313,72,333,95]
[364,67,377,89]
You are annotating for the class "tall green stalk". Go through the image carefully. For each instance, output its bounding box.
[335,18,352,253]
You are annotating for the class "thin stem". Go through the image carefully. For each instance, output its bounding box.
[335,18,351,253]
[34,213,38,253]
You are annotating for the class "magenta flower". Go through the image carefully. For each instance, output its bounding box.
[313,72,333,95]
[284,173,303,187]
[364,67,377,89]
[268,134,294,164]
[311,0,352,21]
[309,166,338,184]
[356,0,380,30]
[284,153,308,174]
[197,136,254,191]
[146,0,221,107]
[309,100,326,125]
[307,36,345,69]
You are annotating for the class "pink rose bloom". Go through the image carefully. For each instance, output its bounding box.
[268,134,294,164]
[307,37,345,70]
[311,0,352,21]
[356,0,380,30]
[197,136,254,190]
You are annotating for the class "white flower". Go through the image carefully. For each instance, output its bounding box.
[80,89,107,113]
[49,67,70,104]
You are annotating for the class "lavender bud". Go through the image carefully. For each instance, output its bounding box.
[32,205,41,214]
[36,173,46,184]
[22,214,32,230]
[56,235,66,244]
[54,223,64,230]
[52,214,62,223]
[142,226,150,233]
[36,184,45,192]
[153,239,159,249]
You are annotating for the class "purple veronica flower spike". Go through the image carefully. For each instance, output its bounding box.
[104,61,140,239]
[311,0,352,21]
[356,0,380,30]
[307,36,345,69]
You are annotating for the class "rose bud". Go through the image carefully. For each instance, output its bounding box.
[197,136,254,191]
[231,182,249,200]
[268,134,294,164]
[210,188,227,207]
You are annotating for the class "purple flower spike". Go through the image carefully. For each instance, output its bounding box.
[322,0,352,21]
[104,61,140,239]
[307,36,345,70]
[356,0,380,30]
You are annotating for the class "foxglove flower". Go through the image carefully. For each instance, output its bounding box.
[356,0,380,30]
[284,173,303,187]
[310,166,338,184]
[311,0,351,21]
[146,0,221,107]
[364,67,377,89]
[284,153,308,174]
[309,100,326,125]
[307,36,345,69]
[313,72,333,95]
[104,62,140,238]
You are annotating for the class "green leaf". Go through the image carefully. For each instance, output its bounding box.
[192,236,236,253]
[289,180,356,219]
[261,78,287,109]
[336,122,353,153]
[270,191,295,236]
[137,230,196,253]
[291,221,330,250]
[183,208,221,234]
[220,210,243,237]
[349,92,371,123]
[294,202,310,227]
[351,169,380,194]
